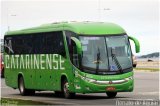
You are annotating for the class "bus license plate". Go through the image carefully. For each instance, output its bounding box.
[106,87,116,91]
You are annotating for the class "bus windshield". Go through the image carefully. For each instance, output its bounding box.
[79,35,132,75]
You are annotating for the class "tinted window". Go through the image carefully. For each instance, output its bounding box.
[45,32,66,57]
[23,35,33,54]
[33,33,45,54]
[65,31,77,55]
[65,31,75,60]
[65,31,79,66]
[4,31,66,57]
[4,36,13,54]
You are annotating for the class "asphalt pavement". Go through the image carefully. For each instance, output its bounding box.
[1,71,159,105]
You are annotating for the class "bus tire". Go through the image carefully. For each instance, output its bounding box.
[27,89,35,95]
[18,77,35,96]
[1,68,4,78]
[54,91,63,97]
[62,79,75,99]
[106,92,117,98]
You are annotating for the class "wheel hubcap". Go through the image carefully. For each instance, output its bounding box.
[20,80,24,93]
[64,82,69,95]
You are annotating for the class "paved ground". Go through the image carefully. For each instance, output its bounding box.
[1,71,159,105]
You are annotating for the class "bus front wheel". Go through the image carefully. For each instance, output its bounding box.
[18,77,35,96]
[106,92,117,98]
[62,79,75,99]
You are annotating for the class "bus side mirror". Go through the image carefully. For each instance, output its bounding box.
[71,37,82,54]
[129,36,140,53]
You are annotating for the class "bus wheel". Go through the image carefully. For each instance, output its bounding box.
[106,92,117,98]
[18,77,35,96]
[54,91,63,97]
[62,80,75,99]
[1,68,4,78]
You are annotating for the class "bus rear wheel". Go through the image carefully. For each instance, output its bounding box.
[62,79,75,99]
[18,77,35,96]
[54,91,63,97]
[1,68,4,78]
[106,92,117,98]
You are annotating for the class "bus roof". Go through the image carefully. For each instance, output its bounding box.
[5,22,126,36]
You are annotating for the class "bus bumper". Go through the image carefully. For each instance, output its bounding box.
[74,74,134,93]
[81,79,133,93]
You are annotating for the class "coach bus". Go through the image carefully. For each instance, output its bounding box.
[4,22,140,98]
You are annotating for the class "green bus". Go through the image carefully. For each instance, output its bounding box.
[4,22,140,98]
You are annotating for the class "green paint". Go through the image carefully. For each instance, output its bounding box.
[129,36,140,53]
[4,22,140,95]
[71,37,82,54]
[5,22,125,35]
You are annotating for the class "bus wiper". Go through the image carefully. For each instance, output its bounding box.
[111,48,123,73]
[96,47,101,74]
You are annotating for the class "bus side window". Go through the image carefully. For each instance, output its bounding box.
[33,34,46,54]
[66,36,79,67]
[71,40,79,67]
[4,37,13,54]
[45,32,66,57]
[23,35,33,54]
[12,36,26,54]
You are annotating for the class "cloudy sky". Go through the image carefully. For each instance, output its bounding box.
[1,0,159,55]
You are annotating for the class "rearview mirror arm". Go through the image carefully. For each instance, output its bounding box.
[128,36,140,53]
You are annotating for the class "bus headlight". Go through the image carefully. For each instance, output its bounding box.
[81,76,96,83]
[85,77,97,83]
